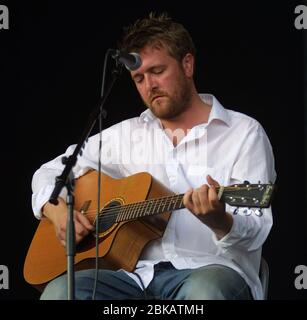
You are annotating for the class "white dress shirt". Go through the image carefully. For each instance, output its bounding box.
[32,94,276,299]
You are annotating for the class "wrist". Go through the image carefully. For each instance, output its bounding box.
[42,197,66,222]
[202,211,233,240]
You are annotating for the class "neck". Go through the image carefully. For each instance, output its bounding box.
[161,94,210,132]
[161,93,211,146]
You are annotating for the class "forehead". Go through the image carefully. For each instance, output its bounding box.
[139,43,168,56]
[130,44,176,75]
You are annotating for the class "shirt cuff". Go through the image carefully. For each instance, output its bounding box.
[31,185,68,219]
[212,213,248,249]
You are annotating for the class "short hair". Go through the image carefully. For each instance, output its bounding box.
[118,12,196,63]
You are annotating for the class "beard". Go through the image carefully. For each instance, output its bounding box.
[144,74,192,120]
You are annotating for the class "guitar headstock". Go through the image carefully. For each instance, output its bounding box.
[220,182,275,208]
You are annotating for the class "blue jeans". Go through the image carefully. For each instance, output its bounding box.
[40,262,252,300]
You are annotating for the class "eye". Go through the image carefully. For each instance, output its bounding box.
[152,67,164,74]
[133,75,144,84]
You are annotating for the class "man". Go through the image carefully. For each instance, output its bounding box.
[31,13,276,300]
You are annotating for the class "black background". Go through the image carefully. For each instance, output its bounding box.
[1,0,307,302]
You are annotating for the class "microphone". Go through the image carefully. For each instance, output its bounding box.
[110,49,142,71]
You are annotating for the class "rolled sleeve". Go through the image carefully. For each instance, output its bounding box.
[212,206,273,251]
[212,122,276,251]
[32,185,68,219]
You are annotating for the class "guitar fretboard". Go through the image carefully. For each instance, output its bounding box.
[114,194,185,222]
[97,183,273,225]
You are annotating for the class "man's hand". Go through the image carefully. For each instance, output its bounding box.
[183,175,233,239]
[42,198,94,247]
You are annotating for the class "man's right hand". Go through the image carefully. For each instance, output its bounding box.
[42,198,94,247]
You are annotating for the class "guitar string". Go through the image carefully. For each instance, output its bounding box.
[83,195,184,223]
[79,187,270,219]
[79,185,267,214]
[80,193,268,227]
[82,192,268,218]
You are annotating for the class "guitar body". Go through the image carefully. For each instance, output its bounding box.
[23,170,173,290]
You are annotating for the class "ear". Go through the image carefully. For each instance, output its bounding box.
[182,53,194,78]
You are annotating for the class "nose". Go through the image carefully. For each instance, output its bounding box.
[144,74,158,93]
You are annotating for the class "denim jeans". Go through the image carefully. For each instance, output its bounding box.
[40,262,252,300]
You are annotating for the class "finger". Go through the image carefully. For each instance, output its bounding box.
[189,185,211,216]
[56,226,66,245]
[75,211,94,231]
[207,175,220,187]
[192,189,202,208]
[73,218,91,239]
[75,232,85,245]
[183,188,193,210]
[198,184,209,213]
[56,224,67,242]
[208,184,220,207]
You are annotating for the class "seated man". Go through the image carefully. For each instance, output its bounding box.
[31,12,276,300]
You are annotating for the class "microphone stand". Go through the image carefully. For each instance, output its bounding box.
[48,54,122,300]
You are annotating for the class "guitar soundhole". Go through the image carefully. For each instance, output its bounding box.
[96,200,122,233]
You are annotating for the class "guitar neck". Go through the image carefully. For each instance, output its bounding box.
[102,186,226,222]
[114,193,186,222]
[98,183,273,224]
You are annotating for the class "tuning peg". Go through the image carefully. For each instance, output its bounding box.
[233,207,253,216]
[254,209,263,217]
[242,208,252,216]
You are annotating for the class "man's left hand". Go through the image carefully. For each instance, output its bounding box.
[183,175,233,239]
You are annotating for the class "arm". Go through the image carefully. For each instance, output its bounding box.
[31,126,123,245]
[184,122,276,250]
[32,127,122,218]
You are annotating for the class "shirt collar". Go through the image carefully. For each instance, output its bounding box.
[200,94,231,127]
[139,107,155,123]
[139,93,231,127]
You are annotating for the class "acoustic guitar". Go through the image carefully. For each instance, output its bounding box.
[23,170,274,290]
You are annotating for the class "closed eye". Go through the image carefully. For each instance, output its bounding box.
[151,66,165,74]
[133,75,144,83]
[132,66,166,84]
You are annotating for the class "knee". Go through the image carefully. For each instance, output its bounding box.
[40,274,68,300]
[40,270,96,300]
[175,265,250,300]
[176,273,224,300]
[180,279,228,300]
